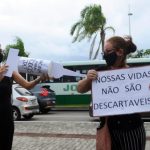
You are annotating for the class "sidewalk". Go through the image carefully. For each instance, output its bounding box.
[12,121,150,150]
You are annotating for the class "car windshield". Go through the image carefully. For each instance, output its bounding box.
[15,87,33,96]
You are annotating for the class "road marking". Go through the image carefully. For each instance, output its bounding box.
[15,120,99,124]
[14,132,96,139]
[14,132,150,141]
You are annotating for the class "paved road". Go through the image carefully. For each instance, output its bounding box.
[12,121,150,150]
[22,110,99,122]
[12,110,150,150]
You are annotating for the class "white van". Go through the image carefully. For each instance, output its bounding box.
[12,84,39,121]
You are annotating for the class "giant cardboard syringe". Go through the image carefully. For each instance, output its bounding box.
[5,48,86,78]
[18,57,86,78]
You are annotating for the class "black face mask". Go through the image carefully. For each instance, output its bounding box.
[0,53,3,63]
[103,51,117,66]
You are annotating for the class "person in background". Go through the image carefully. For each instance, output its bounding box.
[0,49,50,150]
[77,36,146,150]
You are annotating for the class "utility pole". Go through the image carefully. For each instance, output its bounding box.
[128,5,133,36]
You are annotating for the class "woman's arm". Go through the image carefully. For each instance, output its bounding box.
[12,71,49,90]
[77,69,97,93]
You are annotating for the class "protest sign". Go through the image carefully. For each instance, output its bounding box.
[4,48,19,77]
[92,66,150,117]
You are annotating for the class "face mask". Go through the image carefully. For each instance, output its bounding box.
[103,51,117,66]
[0,53,3,63]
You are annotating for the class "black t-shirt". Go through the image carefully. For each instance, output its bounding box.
[0,77,12,104]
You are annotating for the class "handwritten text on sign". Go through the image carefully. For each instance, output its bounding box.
[92,66,150,117]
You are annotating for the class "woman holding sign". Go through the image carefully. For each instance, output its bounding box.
[77,36,146,150]
[0,51,49,150]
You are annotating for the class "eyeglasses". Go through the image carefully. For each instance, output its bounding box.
[102,48,116,55]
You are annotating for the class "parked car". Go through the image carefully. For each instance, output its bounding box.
[12,84,39,121]
[29,84,56,114]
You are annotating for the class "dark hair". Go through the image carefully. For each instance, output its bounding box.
[0,53,3,63]
[107,36,137,55]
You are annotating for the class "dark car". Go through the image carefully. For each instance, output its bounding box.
[30,84,56,114]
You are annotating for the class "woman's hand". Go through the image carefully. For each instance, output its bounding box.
[0,64,8,81]
[77,69,97,93]
[86,69,98,81]
[0,64,8,74]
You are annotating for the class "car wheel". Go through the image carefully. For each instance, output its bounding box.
[13,107,21,121]
[40,109,50,114]
[23,114,34,120]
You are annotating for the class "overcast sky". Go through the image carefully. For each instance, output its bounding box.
[0,0,149,62]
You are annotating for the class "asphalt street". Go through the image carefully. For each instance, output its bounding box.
[12,110,150,150]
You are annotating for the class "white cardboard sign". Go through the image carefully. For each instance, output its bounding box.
[92,66,150,117]
[5,48,19,77]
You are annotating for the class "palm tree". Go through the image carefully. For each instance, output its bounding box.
[3,36,29,60]
[70,4,115,59]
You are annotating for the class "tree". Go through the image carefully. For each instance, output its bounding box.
[144,49,150,56]
[70,4,115,59]
[3,36,29,60]
[128,49,150,58]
